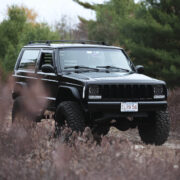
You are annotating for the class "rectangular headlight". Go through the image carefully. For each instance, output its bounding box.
[89,85,102,99]
[153,85,165,99]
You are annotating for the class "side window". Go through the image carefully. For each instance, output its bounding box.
[39,51,53,70]
[19,50,40,70]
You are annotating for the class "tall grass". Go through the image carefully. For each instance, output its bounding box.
[0,79,180,180]
[168,88,180,133]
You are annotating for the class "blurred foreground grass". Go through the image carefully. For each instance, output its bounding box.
[0,87,180,180]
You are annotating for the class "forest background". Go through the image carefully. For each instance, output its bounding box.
[0,0,179,87]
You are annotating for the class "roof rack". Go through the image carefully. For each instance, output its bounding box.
[28,40,107,46]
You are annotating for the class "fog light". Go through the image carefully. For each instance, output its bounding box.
[154,95,165,99]
[89,95,102,99]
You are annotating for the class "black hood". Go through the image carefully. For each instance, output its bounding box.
[62,71,165,85]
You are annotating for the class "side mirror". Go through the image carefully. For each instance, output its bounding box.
[135,65,144,74]
[41,64,55,73]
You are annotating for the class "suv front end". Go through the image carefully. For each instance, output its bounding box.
[57,45,170,145]
[86,82,167,115]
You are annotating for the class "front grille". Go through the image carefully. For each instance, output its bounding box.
[100,84,153,101]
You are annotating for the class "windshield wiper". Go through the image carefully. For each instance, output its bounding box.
[64,66,99,71]
[96,66,130,72]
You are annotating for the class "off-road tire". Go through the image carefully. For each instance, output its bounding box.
[55,101,85,136]
[90,124,110,144]
[114,118,130,131]
[138,110,170,145]
[12,97,26,122]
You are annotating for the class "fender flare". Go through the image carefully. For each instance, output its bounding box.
[56,85,81,105]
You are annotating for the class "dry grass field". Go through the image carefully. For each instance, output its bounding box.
[0,81,180,180]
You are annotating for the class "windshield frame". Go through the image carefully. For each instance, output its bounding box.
[57,47,136,73]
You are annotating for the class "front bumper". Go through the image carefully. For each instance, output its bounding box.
[87,101,167,112]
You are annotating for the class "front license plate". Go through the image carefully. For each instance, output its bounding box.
[121,102,138,112]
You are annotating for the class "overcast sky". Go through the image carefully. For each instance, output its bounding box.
[0,0,106,26]
[0,0,139,27]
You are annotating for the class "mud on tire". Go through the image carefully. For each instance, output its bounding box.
[55,101,85,136]
[138,110,170,145]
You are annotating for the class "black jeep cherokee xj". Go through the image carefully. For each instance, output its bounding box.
[12,40,170,145]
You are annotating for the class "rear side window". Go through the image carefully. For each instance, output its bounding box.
[19,50,40,70]
[39,52,53,69]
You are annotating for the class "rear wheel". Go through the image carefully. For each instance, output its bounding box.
[55,101,85,136]
[90,123,110,143]
[12,97,37,128]
[92,124,110,136]
[114,118,130,131]
[138,110,170,145]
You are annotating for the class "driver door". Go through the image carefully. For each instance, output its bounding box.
[36,50,58,110]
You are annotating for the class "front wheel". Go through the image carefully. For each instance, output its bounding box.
[138,110,170,145]
[55,101,85,136]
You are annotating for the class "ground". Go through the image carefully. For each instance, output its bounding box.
[0,86,179,180]
[1,115,180,180]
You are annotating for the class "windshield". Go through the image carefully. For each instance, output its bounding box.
[59,48,133,71]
